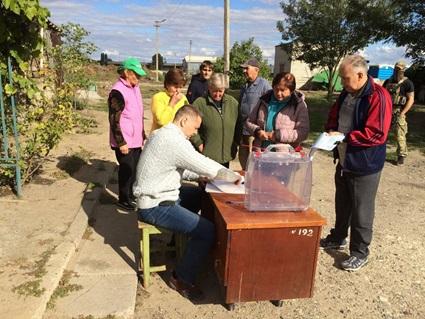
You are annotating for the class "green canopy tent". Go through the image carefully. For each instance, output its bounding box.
[312,70,343,92]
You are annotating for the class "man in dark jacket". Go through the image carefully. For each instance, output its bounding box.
[186,60,214,104]
[320,55,392,272]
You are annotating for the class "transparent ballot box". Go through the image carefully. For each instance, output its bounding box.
[244,145,312,211]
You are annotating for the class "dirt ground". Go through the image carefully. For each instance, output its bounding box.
[134,149,425,319]
[3,95,424,318]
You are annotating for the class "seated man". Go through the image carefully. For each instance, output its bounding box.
[133,105,241,300]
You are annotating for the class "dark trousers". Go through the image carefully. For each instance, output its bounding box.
[114,147,142,202]
[330,165,382,259]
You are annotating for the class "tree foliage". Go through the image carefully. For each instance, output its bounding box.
[0,1,96,190]
[215,38,271,89]
[389,0,425,64]
[277,0,393,97]
[53,22,97,99]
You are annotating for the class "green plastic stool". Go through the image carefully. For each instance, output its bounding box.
[138,221,186,288]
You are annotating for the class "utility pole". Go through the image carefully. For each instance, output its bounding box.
[188,40,192,75]
[224,0,230,86]
[154,19,167,82]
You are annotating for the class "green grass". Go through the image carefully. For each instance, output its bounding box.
[304,91,335,143]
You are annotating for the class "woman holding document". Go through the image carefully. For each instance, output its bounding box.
[245,72,309,151]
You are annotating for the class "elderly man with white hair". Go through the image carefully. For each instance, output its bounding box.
[320,55,392,271]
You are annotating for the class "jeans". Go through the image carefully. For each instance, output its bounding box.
[114,147,141,202]
[138,186,214,284]
[330,165,382,259]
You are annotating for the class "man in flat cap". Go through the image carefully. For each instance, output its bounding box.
[238,57,271,170]
[383,61,415,165]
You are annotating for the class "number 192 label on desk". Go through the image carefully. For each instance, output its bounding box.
[290,228,314,237]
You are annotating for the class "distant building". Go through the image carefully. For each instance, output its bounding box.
[182,55,217,75]
[274,45,320,89]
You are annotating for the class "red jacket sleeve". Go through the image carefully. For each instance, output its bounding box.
[346,85,392,147]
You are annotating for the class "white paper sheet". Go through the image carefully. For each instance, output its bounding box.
[312,132,345,151]
[205,179,245,194]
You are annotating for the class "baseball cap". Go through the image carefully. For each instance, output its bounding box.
[394,60,406,70]
[120,57,146,76]
[240,58,260,68]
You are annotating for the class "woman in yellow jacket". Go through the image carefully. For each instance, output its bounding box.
[151,69,188,132]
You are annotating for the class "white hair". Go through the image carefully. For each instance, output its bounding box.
[208,73,229,90]
[339,55,368,74]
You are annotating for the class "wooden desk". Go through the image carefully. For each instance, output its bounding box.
[203,192,326,308]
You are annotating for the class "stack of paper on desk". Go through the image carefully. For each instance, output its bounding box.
[205,179,245,194]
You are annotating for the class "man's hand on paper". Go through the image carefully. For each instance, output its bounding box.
[216,168,243,184]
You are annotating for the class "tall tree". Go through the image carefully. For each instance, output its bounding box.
[390,0,424,64]
[277,0,393,97]
[215,38,271,89]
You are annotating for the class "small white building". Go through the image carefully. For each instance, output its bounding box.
[274,45,320,89]
[182,55,217,75]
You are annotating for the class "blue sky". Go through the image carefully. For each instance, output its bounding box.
[40,0,410,66]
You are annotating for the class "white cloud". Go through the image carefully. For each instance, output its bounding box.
[41,1,408,67]
[103,49,119,56]
[364,42,410,65]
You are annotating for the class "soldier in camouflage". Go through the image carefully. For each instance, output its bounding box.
[383,61,415,165]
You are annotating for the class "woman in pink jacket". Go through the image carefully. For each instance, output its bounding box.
[245,72,309,151]
[109,58,146,210]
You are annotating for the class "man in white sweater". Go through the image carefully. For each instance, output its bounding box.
[133,105,241,300]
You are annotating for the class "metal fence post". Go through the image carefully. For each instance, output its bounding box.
[0,56,22,197]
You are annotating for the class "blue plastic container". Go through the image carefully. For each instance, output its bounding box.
[368,65,394,81]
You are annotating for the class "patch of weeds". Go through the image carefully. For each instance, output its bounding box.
[26,246,56,278]
[75,147,94,163]
[57,147,94,176]
[51,170,69,180]
[38,238,54,246]
[75,115,98,134]
[86,181,103,190]
[12,246,56,298]
[12,280,45,297]
[32,176,55,185]
[6,257,31,270]
[82,227,94,241]
[47,270,83,309]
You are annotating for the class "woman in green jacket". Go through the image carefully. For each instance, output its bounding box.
[191,73,241,167]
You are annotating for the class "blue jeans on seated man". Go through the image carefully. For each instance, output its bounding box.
[137,186,215,285]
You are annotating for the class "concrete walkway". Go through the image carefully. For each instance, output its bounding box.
[43,179,139,318]
[0,109,140,318]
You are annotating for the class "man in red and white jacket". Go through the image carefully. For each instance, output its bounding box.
[320,55,392,272]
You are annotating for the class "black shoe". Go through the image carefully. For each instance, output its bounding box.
[168,271,204,301]
[397,156,405,165]
[320,236,347,250]
[116,200,136,211]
